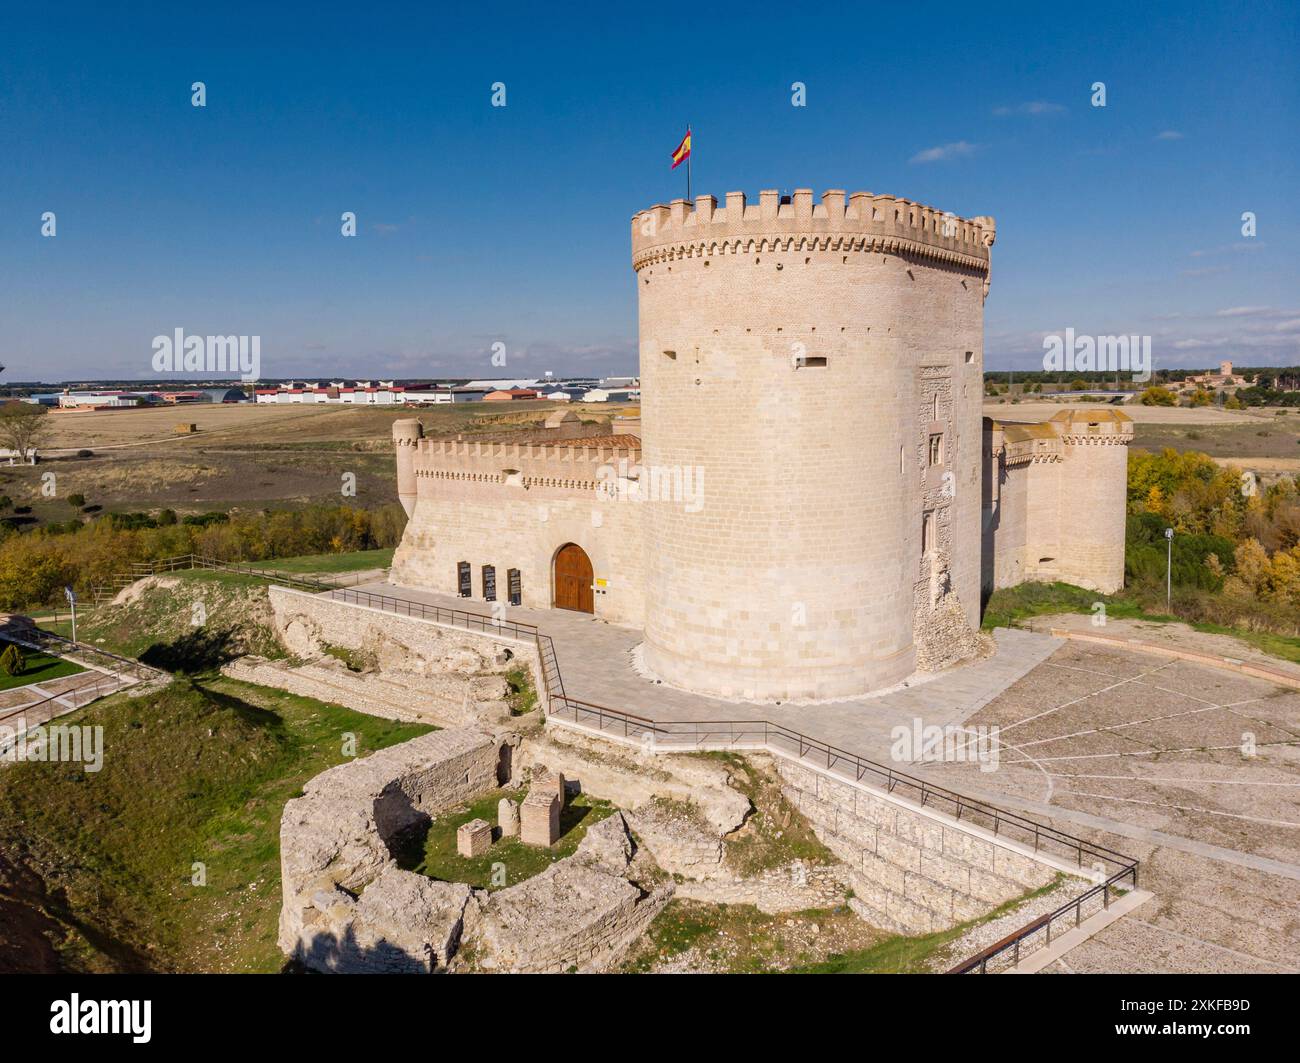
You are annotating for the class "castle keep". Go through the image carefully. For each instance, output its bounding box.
[391,188,1132,702]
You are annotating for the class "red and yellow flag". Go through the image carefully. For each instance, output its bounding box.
[670,127,692,169]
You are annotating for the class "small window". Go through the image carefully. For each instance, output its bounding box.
[797,356,828,368]
[928,433,944,467]
[930,392,940,421]
[663,349,677,360]
[508,568,522,607]
[922,510,935,556]
[482,565,496,602]
[457,562,471,598]
[965,351,975,364]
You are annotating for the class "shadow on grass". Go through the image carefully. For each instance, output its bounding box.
[191,678,287,732]
[140,626,243,674]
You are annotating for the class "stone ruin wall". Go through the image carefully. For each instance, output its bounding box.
[278,723,678,975]
[259,585,545,721]
[279,727,507,973]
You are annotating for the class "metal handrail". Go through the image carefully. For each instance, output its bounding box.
[948,862,1139,974]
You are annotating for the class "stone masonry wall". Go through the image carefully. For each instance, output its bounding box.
[776,758,1071,934]
[633,188,991,700]
[392,437,646,626]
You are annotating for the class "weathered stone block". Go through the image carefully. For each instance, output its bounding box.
[457,818,492,857]
[875,831,923,872]
[918,849,971,893]
[993,844,1057,888]
[940,825,995,870]
[498,797,520,838]
[895,810,945,852]
[903,870,956,919]
[520,788,561,847]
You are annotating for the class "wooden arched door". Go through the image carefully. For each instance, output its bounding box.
[553,543,594,613]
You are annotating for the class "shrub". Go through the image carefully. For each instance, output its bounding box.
[0,643,26,676]
[1139,385,1178,406]
[67,493,86,508]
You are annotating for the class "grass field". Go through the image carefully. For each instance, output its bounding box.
[0,675,431,973]
[0,649,85,691]
[396,786,616,891]
[245,547,394,574]
[983,580,1300,664]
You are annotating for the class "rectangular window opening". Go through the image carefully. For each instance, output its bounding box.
[482,565,496,602]
[457,561,471,598]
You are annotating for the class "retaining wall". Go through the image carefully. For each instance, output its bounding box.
[777,758,1077,934]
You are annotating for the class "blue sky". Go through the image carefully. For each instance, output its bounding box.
[2,0,1297,382]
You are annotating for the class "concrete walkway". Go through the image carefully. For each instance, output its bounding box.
[344,580,1061,762]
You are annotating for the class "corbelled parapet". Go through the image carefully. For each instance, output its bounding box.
[412,437,641,476]
[1048,408,1135,446]
[631,188,995,274]
[393,418,425,517]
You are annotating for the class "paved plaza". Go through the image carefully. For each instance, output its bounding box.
[339,581,1300,973]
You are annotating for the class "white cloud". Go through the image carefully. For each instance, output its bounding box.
[1215,306,1272,317]
[909,140,978,164]
[1155,130,1184,140]
[993,101,1065,116]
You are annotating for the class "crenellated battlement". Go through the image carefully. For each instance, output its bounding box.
[413,436,641,471]
[631,188,994,274]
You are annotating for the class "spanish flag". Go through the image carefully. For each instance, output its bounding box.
[670,127,692,169]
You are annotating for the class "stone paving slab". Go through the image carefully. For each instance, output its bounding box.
[351,580,1060,763]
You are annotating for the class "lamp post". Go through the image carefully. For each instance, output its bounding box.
[64,585,77,644]
[1164,527,1174,613]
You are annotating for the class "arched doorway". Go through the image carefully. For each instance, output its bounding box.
[553,543,594,614]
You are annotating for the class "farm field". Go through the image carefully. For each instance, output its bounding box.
[3,401,635,525]
[981,399,1270,425]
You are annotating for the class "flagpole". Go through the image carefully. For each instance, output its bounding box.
[686,123,691,201]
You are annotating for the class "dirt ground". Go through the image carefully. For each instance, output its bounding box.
[914,641,1300,973]
[6,400,634,519]
[982,400,1267,425]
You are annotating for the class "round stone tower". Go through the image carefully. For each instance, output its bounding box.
[631,188,995,701]
[392,418,424,517]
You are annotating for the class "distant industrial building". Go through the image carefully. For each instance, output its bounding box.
[483,388,540,402]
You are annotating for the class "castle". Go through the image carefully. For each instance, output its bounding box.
[391,188,1132,702]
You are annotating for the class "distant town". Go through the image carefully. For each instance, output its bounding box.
[5,376,641,412]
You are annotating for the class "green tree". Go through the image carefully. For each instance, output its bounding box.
[1139,385,1178,406]
[0,643,26,677]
